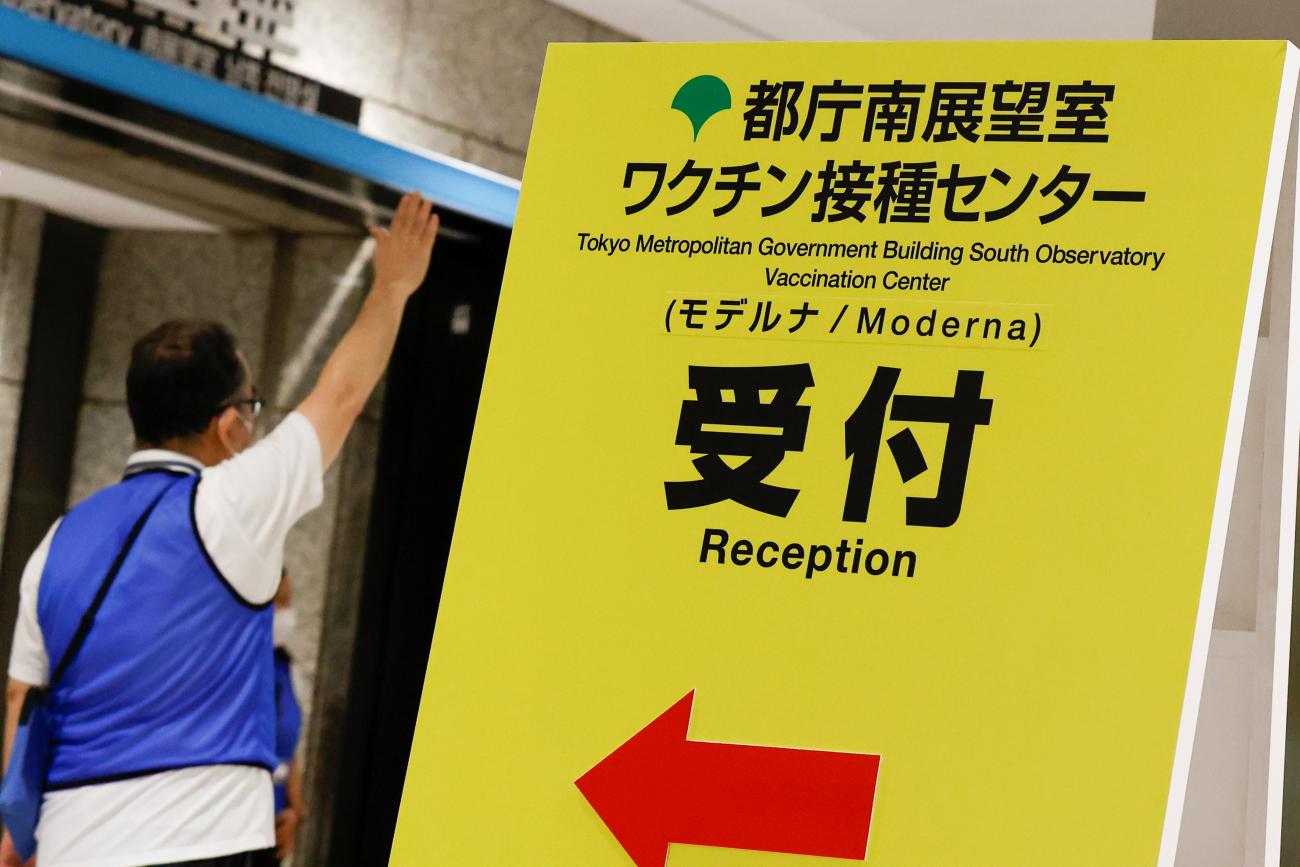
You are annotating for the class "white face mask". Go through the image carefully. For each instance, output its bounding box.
[225,412,255,460]
[273,607,298,649]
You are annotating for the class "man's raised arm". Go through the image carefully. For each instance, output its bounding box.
[297,192,439,470]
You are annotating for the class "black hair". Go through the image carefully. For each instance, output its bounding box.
[126,321,245,446]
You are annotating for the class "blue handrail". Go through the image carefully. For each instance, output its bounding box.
[0,5,519,227]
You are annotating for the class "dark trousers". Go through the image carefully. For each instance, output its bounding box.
[149,850,277,867]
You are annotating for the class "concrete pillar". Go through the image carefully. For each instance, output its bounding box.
[283,0,633,179]
[1155,0,1300,38]
[0,201,44,546]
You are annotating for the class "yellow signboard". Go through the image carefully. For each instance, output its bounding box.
[392,42,1298,865]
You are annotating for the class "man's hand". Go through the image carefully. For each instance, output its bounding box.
[299,190,440,471]
[274,806,301,859]
[1,830,33,867]
[368,192,440,299]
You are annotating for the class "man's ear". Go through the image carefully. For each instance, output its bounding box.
[211,408,240,456]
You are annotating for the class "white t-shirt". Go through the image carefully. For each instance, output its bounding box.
[7,412,324,867]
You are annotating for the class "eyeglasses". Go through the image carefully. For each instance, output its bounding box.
[219,389,265,420]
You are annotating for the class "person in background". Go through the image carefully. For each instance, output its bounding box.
[1,192,439,867]
[271,569,303,864]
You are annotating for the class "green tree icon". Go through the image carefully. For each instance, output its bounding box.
[672,75,732,141]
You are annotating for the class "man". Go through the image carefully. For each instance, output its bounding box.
[0,192,439,867]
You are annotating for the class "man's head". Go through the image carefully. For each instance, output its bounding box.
[126,321,262,464]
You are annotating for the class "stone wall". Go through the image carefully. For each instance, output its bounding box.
[0,201,43,547]
[283,0,632,179]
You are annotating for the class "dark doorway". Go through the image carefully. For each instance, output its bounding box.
[322,217,510,864]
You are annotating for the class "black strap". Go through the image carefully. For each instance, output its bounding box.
[49,478,181,685]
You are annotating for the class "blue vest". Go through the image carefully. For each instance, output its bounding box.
[37,468,276,790]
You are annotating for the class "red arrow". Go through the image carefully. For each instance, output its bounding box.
[576,691,880,866]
